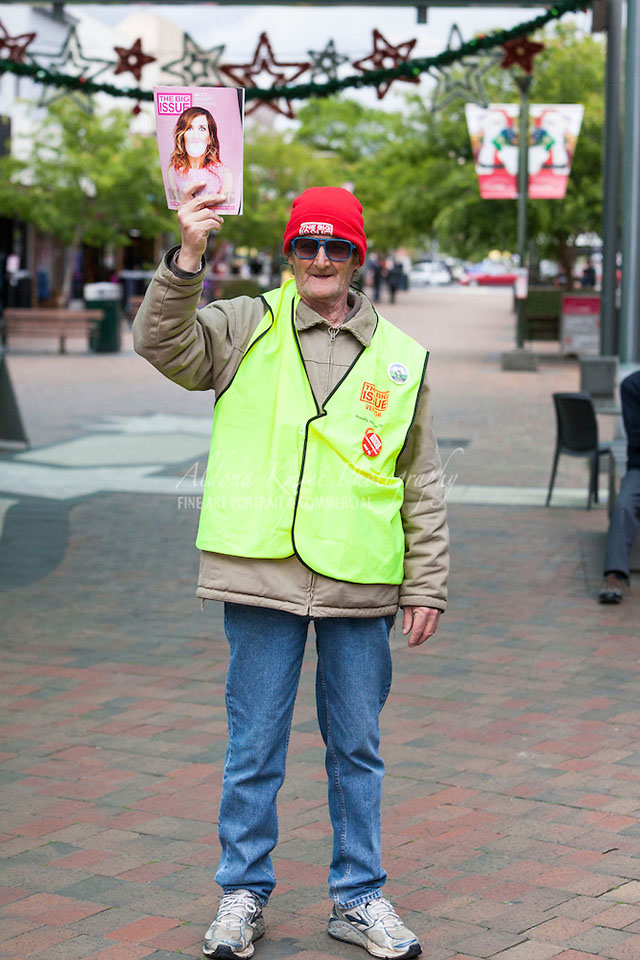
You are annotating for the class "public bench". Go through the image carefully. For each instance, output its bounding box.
[1,308,102,354]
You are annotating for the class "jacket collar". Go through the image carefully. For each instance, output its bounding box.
[295,290,377,347]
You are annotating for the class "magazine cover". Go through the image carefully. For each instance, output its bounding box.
[153,85,244,214]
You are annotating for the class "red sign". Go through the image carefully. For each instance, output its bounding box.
[561,295,600,316]
[561,293,601,356]
[362,428,382,458]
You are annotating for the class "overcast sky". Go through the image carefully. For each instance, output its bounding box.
[84,3,590,59]
[74,4,590,117]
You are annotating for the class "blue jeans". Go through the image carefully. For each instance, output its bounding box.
[604,469,640,578]
[216,603,394,907]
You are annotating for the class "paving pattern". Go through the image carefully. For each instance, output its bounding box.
[1,287,639,960]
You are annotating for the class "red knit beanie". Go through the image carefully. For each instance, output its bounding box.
[283,187,367,264]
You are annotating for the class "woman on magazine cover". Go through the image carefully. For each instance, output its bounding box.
[167,106,234,208]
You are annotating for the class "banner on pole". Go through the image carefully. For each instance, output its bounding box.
[465,103,584,200]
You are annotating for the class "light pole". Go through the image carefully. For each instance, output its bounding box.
[620,0,640,363]
[598,0,622,357]
[514,72,532,349]
[499,35,544,371]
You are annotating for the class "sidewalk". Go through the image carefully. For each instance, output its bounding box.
[1,287,638,960]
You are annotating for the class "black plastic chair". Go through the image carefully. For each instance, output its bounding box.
[546,392,612,509]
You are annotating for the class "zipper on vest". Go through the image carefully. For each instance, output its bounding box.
[327,326,339,397]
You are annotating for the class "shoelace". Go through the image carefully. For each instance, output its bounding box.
[216,890,258,923]
[364,898,404,928]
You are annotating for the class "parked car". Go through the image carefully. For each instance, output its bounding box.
[409,261,452,287]
[460,263,519,286]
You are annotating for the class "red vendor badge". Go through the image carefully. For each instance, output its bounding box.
[362,428,382,458]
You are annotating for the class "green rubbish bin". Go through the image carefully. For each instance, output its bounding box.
[84,282,122,353]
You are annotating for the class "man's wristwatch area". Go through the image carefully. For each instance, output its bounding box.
[165,245,205,279]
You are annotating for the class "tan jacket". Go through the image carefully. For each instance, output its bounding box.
[133,250,449,617]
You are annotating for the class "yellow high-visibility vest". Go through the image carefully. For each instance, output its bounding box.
[196,279,428,584]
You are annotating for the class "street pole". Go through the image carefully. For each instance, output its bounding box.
[600,0,622,356]
[515,73,532,349]
[620,0,640,363]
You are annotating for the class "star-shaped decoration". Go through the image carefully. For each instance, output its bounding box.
[32,26,113,108]
[113,37,155,82]
[221,32,310,119]
[307,39,349,83]
[163,34,226,86]
[0,19,36,63]
[501,35,545,74]
[429,25,500,113]
[352,28,419,100]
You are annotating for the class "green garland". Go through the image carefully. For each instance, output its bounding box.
[0,0,589,104]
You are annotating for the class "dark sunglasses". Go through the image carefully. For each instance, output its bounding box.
[291,237,355,262]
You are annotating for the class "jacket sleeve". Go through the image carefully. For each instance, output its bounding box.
[132,247,264,394]
[395,373,450,611]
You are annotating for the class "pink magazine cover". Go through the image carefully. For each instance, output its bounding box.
[153,85,244,214]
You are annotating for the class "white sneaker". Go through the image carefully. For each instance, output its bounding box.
[203,889,265,958]
[328,897,421,959]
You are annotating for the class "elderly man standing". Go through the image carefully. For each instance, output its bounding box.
[134,185,449,960]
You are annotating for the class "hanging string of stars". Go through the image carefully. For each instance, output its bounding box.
[0,0,588,117]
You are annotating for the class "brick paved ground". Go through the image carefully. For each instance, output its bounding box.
[1,286,638,960]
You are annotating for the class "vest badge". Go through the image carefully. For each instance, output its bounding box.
[360,381,389,417]
[388,362,409,384]
[362,428,382,457]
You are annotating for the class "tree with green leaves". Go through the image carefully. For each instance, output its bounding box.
[220,128,341,257]
[292,22,605,278]
[296,98,406,166]
[0,22,603,298]
[0,99,176,302]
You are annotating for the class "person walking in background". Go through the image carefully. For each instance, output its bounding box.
[134,185,449,959]
[369,254,384,301]
[387,260,404,304]
[599,370,640,603]
[581,260,596,288]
